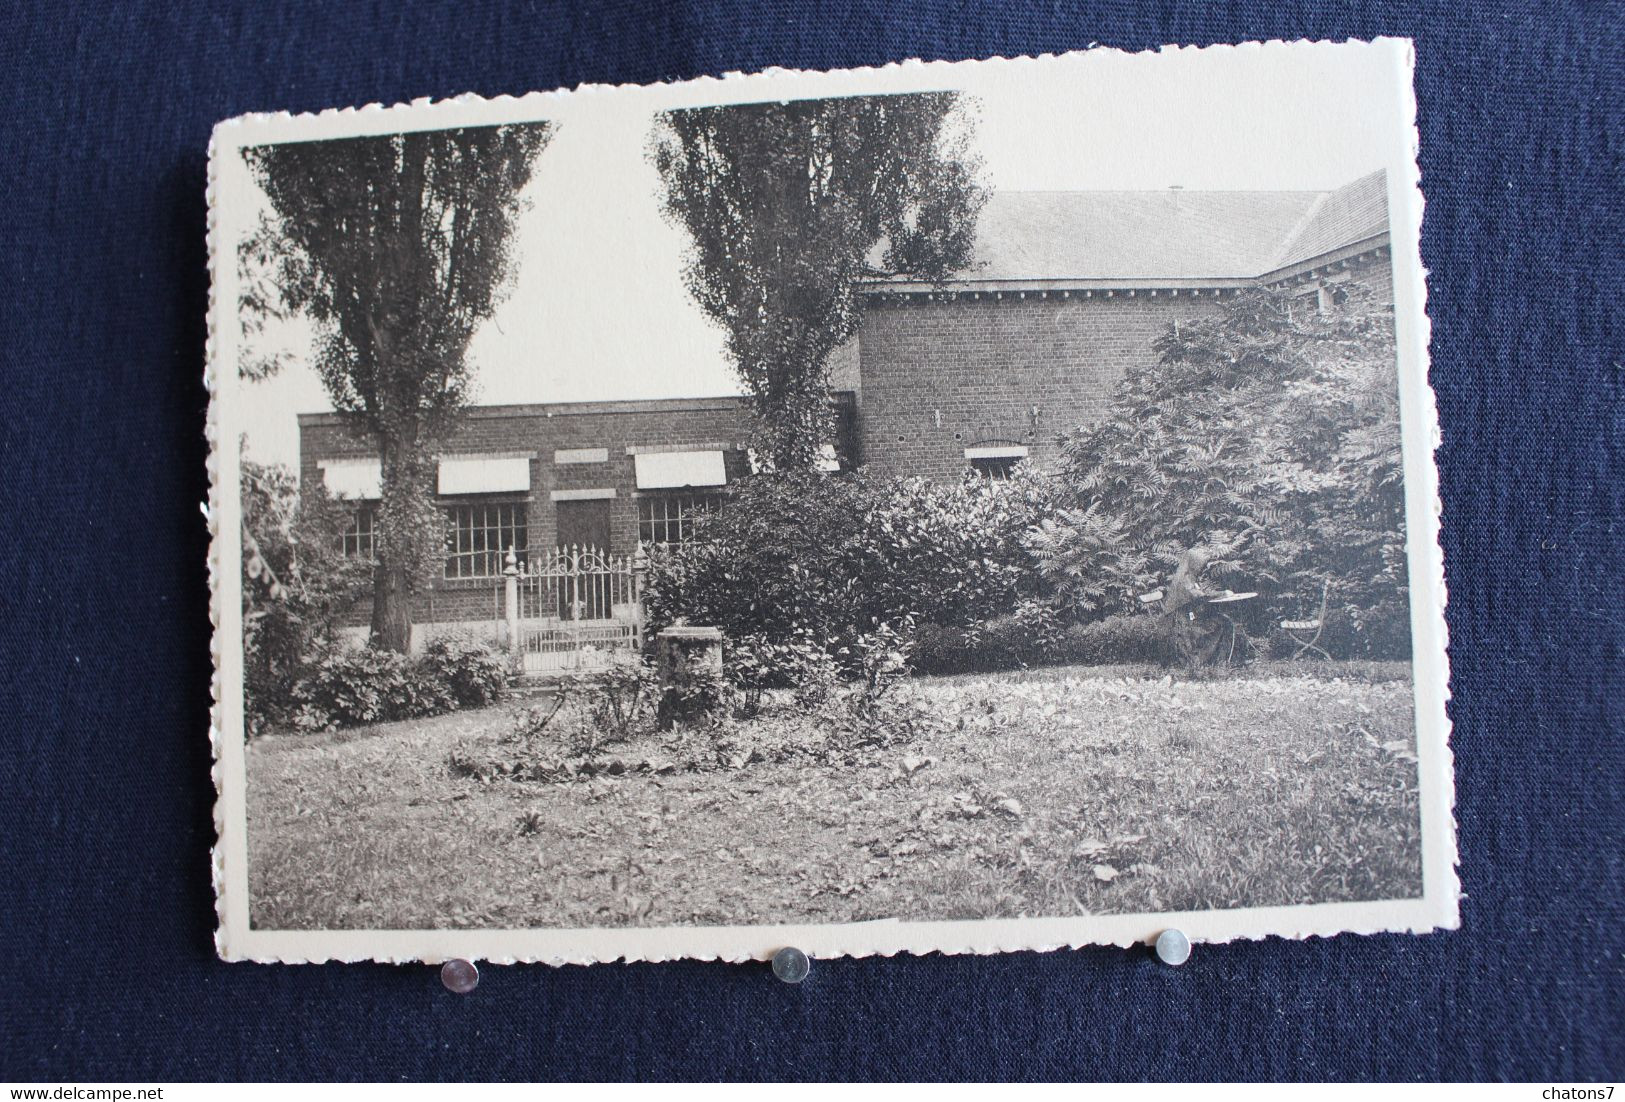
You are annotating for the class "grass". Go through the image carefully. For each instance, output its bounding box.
[245,660,1422,930]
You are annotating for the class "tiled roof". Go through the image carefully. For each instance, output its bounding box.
[1268,170,1390,270]
[937,170,1387,285]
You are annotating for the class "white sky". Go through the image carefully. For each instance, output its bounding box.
[231,43,1408,469]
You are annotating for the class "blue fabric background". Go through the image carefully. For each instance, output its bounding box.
[1,0,1619,1082]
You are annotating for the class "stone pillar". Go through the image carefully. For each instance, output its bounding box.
[503,546,521,664]
[630,544,648,648]
[654,625,724,729]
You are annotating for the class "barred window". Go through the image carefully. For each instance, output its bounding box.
[444,502,527,579]
[339,504,377,560]
[638,493,721,546]
[969,456,1021,481]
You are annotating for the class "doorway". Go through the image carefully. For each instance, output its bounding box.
[554,497,613,620]
[555,497,611,553]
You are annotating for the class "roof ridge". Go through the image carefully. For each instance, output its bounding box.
[1267,191,1332,270]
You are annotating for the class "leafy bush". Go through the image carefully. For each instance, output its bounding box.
[561,651,660,756]
[1052,614,1170,667]
[723,628,844,716]
[986,599,1065,669]
[290,638,508,732]
[644,466,1062,666]
[910,621,980,676]
[417,636,508,709]
[660,661,727,729]
[820,618,939,749]
[292,646,415,730]
[841,618,914,707]
[240,457,372,734]
[1034,283,1410,659]
[912,599,1066,675]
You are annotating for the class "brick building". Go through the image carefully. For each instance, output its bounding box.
[298,171,1392,631]
[299,396,760,624]
[848,169,1393,479]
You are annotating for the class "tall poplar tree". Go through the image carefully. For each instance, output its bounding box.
[242,122,552,651]
[652,94,986,469]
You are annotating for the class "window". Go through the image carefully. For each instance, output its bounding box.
[444,502,527,579]
[638,493,721,546]
[969,456,1022,481]
[339,504,377,560]
[1290,282,1345,318]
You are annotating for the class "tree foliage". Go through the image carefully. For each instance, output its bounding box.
[240,456,373,733]
[241,122,552,649]
[1032,282,1409,657]
[651,94,986,468]
[643,467,1059,664]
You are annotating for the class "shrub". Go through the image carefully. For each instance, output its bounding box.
[912,599,1066,675]
[561,651,660,756]
[418,636,508,709]
[909,620,981,676]
[660,660,727,728]
[1053,614,1170,666]
[841,618,914,704]
[982,599,1065,669]
[789,646,842,710]
[290,638,508,732]
[821,618,935,749]
[292,646,414,730]
[1037,283,1411,659]
[643,466,1062,665]
[724,629,838,716]
[240,458,371,734]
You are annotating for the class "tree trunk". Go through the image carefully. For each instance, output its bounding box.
[370,557,414,654]
[369,421,426,654]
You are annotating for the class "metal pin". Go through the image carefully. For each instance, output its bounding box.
[1154,929,1191,967]
[772,946,810,984]
[440,958,480,993]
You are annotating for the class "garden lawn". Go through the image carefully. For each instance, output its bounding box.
[246,662,1423,931]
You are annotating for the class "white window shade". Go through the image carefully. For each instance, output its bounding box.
[964,444,1029,460]
[633,450,727,490]
[437,456,531,495]
[319,459,382,500]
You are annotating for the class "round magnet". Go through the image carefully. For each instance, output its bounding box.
[771,946,810,984]
[441,958,480,993]
[1154,929,1191,967]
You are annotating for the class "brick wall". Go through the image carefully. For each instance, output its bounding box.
[854,291,1225,481]
[853,248,1393,481]
[299,398,753,628]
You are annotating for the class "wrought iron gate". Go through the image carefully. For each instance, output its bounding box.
[503,545,642,675]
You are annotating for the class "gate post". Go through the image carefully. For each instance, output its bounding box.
[631,543,648,649]
[503,546,520,663]
[654,625,724,730]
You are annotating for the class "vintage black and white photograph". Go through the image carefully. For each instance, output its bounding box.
[208,40,1456,963]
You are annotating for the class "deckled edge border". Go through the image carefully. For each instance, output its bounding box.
[1395,35,1462,935]
[206,107,227,959]
[204,36,1459,966]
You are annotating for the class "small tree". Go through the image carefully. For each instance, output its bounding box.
[1033,282,1408,656]
[651,94,986,468]
[242,122,552,650]
[240,455,372,733]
